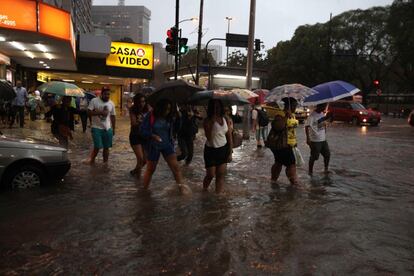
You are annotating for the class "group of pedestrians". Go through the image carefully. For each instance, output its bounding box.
[264,97,331,189]
[35,84,331,193]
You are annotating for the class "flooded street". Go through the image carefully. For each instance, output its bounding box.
[0,117,413,275]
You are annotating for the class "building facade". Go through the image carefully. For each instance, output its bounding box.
[92,5,151,43]
[190,44,223,64]
[42,0,93,34]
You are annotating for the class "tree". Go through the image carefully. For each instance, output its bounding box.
[179,48,216,67]
[226,49,267,68]
[387,0,414,90]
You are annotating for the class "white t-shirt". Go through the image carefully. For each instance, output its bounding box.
[88,97,116,130]
[305,111,327,142]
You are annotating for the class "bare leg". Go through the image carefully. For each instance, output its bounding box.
[103,148,109,163]
[87,148,100,164]
[164,154,183,184]
[215,163,227,193]
[131,144,145,177]
[143,160,158,189]
[286,165,299,186]
[203,167,216,191]
[271,162,283,182]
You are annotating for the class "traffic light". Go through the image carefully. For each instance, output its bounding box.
[373,79,380,88]
[166,27,178,55]
[254,39,261,51]
[179,37,189,55]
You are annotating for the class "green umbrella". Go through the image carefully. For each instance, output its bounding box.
[38,81,85,97]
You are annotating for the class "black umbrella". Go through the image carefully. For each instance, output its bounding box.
[147,80,204,105]
[0,79,16,100]
[188,90,250,106]
[84,91,97,100]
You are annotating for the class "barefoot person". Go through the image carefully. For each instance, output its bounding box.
[85,87,116,164]
[140,99,183,189]
[129,93,150,177]
[203,99,233,193]
[266,97,301,188]
[305,103,330,175]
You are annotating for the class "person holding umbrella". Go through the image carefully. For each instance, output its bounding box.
[266,97,301,189]
[305,103,331,175]
[45,96,77,148]
[140,99,183,190]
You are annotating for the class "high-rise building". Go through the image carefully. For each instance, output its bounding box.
[42,0,93,34]
[190,44,223,64]
[92,5,151,43]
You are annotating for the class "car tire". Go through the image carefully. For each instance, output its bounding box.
[371,122,379,126]
[352,117,360,126]
[4,164,45,190]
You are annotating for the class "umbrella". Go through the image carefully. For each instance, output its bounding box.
[38,81,85,97]
[265,83,317,103]
[303,80,360,106]
[147,80,204,104]
[188,90,250,106]
[252,89,269,104]
[229,88,258,100]
[0,79,16,100]
[84,91,96,100]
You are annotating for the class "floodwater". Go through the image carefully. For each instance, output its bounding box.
[0,117,413,275]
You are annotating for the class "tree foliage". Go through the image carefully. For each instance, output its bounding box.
[264,0,414,95]
[179,48,217,67]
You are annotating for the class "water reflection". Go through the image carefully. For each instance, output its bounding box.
[0,117,413,274]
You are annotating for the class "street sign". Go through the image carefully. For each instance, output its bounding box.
[226,33,249,48]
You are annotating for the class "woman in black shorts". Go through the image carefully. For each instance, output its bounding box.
[129,93,150,177]
[203,99,233,193]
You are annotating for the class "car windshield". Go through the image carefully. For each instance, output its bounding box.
[351,103,366,110]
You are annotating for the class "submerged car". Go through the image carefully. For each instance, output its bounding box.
[0,136,71,189]
[327,101,381,126]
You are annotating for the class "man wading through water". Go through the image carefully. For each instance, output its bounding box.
[84,87,116,164]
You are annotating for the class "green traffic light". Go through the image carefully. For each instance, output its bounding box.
[179,45,189,54]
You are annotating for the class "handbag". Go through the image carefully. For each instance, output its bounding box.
[265,128,288,150]
[232,130,243,148]
[293,147,304,167]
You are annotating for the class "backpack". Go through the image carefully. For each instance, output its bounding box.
[256,108,269,127]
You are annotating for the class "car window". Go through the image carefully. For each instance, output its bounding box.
[350,103,366,110]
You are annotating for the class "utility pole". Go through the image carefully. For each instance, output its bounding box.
[195,0,204,85]
[243,0,256,139]
[174,0,180,80]
[225,16,233,66]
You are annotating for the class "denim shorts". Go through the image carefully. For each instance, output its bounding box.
[145,142,175,162]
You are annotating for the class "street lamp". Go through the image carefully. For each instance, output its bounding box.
[179,17,198,24]
[225,16,233,66]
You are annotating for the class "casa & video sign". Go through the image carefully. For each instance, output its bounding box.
[106,42,153,70]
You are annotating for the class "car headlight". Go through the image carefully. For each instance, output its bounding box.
[359,111,368,115]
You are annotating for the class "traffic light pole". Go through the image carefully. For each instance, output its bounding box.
[174,0,179,80]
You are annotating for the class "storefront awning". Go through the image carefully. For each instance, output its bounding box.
[0,0,76,71]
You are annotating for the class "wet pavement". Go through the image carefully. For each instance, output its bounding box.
[0,116,413,275]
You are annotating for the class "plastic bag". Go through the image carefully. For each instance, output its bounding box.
[293,147,304,167]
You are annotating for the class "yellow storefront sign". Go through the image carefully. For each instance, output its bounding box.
[106,42,153,70]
